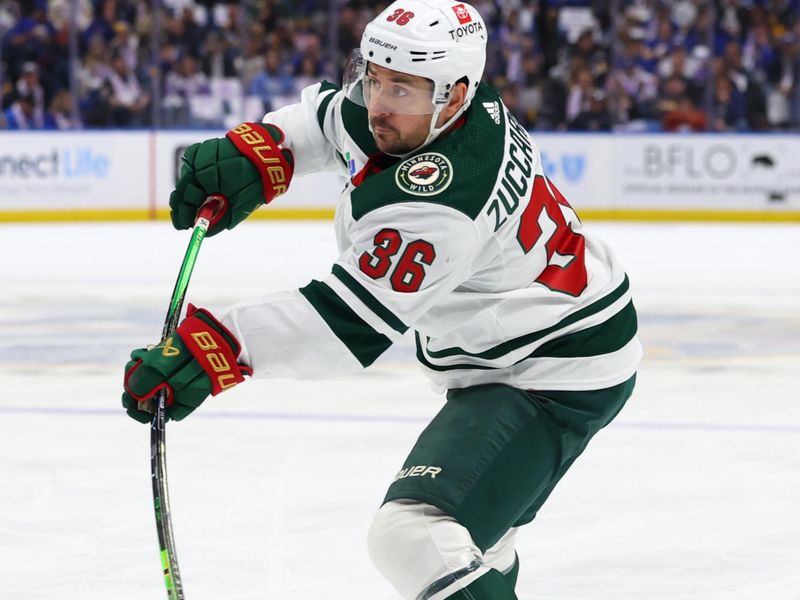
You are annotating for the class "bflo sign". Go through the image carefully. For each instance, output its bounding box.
[641,144,737,179]
[614,136,800,208]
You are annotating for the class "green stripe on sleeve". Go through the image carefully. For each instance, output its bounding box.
[315,81,339,133]
[299,279,392,367]
[331,264,408,334]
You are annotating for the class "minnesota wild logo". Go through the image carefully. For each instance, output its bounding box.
[395,152,453,196]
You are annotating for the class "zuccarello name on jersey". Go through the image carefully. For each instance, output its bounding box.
[486,109,534,232]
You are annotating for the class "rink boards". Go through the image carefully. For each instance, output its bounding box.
[1,130,800,222]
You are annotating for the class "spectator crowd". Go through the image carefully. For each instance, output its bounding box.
[1,0,799,132]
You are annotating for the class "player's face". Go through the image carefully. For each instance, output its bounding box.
[365,63,436,154]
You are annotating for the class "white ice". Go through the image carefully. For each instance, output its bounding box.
[1,220,799,600]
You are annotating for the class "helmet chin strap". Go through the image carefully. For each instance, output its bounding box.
[421,101,469,150]
[380,100,470,158]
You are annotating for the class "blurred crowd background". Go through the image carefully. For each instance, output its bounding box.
[1,0,799,132]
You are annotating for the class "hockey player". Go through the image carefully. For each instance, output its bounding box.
[122,1,642,598]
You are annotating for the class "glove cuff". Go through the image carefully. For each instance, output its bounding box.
[176,304,253,396]
[226,122,294,204]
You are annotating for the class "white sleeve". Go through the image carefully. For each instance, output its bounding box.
[219,204,483,380]
[262,81,343,176]
[218,289,364,380]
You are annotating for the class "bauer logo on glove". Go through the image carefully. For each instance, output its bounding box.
[169,123,294,237]
[226,122,291,198]
[121,305,252,423]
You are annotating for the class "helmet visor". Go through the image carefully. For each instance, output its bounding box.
[342,49,437,116]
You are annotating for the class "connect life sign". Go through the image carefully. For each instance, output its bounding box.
[0,132,148,209]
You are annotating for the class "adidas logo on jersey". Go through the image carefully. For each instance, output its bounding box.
[483,101,501,125]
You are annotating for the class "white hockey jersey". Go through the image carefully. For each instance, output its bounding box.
[219,81,642,393]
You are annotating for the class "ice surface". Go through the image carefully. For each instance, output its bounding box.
[1,220,799,599]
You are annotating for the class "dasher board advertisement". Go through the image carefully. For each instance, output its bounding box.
[611,135,800,209]
[0,131,149,210]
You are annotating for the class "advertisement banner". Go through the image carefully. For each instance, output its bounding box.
[611,135,800,209]
[533,133,613,208]
[0,131,149,210]
[2,131,799,220]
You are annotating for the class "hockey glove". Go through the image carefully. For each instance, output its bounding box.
[169,122,294,236]
[121,305,252,423]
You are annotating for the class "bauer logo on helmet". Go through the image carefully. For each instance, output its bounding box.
[368,37,398,51]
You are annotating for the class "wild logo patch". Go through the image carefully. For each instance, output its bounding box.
[395,153,453,196]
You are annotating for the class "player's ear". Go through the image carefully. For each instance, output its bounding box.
[440,79,469,123]
[450,80,468,109]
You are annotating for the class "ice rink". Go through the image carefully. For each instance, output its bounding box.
[1,219,799,600]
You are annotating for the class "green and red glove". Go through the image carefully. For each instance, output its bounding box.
[170,122,294,236]
[122,305,252,423]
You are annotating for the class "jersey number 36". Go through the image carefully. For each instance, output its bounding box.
[359,229,435,293]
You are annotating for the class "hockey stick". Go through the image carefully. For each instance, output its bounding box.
[148,196,224,600]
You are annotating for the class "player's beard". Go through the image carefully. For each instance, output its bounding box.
[370,116,425,155]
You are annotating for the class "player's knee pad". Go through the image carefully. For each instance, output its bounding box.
[367,500,491,600]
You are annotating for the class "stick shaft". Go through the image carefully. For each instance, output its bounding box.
[150,204,216,600]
